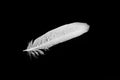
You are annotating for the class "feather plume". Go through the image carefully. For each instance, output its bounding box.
[24,22,89,56]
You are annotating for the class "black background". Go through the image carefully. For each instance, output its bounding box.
[1,0,119,79]
[104,76,120,80]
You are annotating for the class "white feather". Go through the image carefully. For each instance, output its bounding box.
[24,22,89,56]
